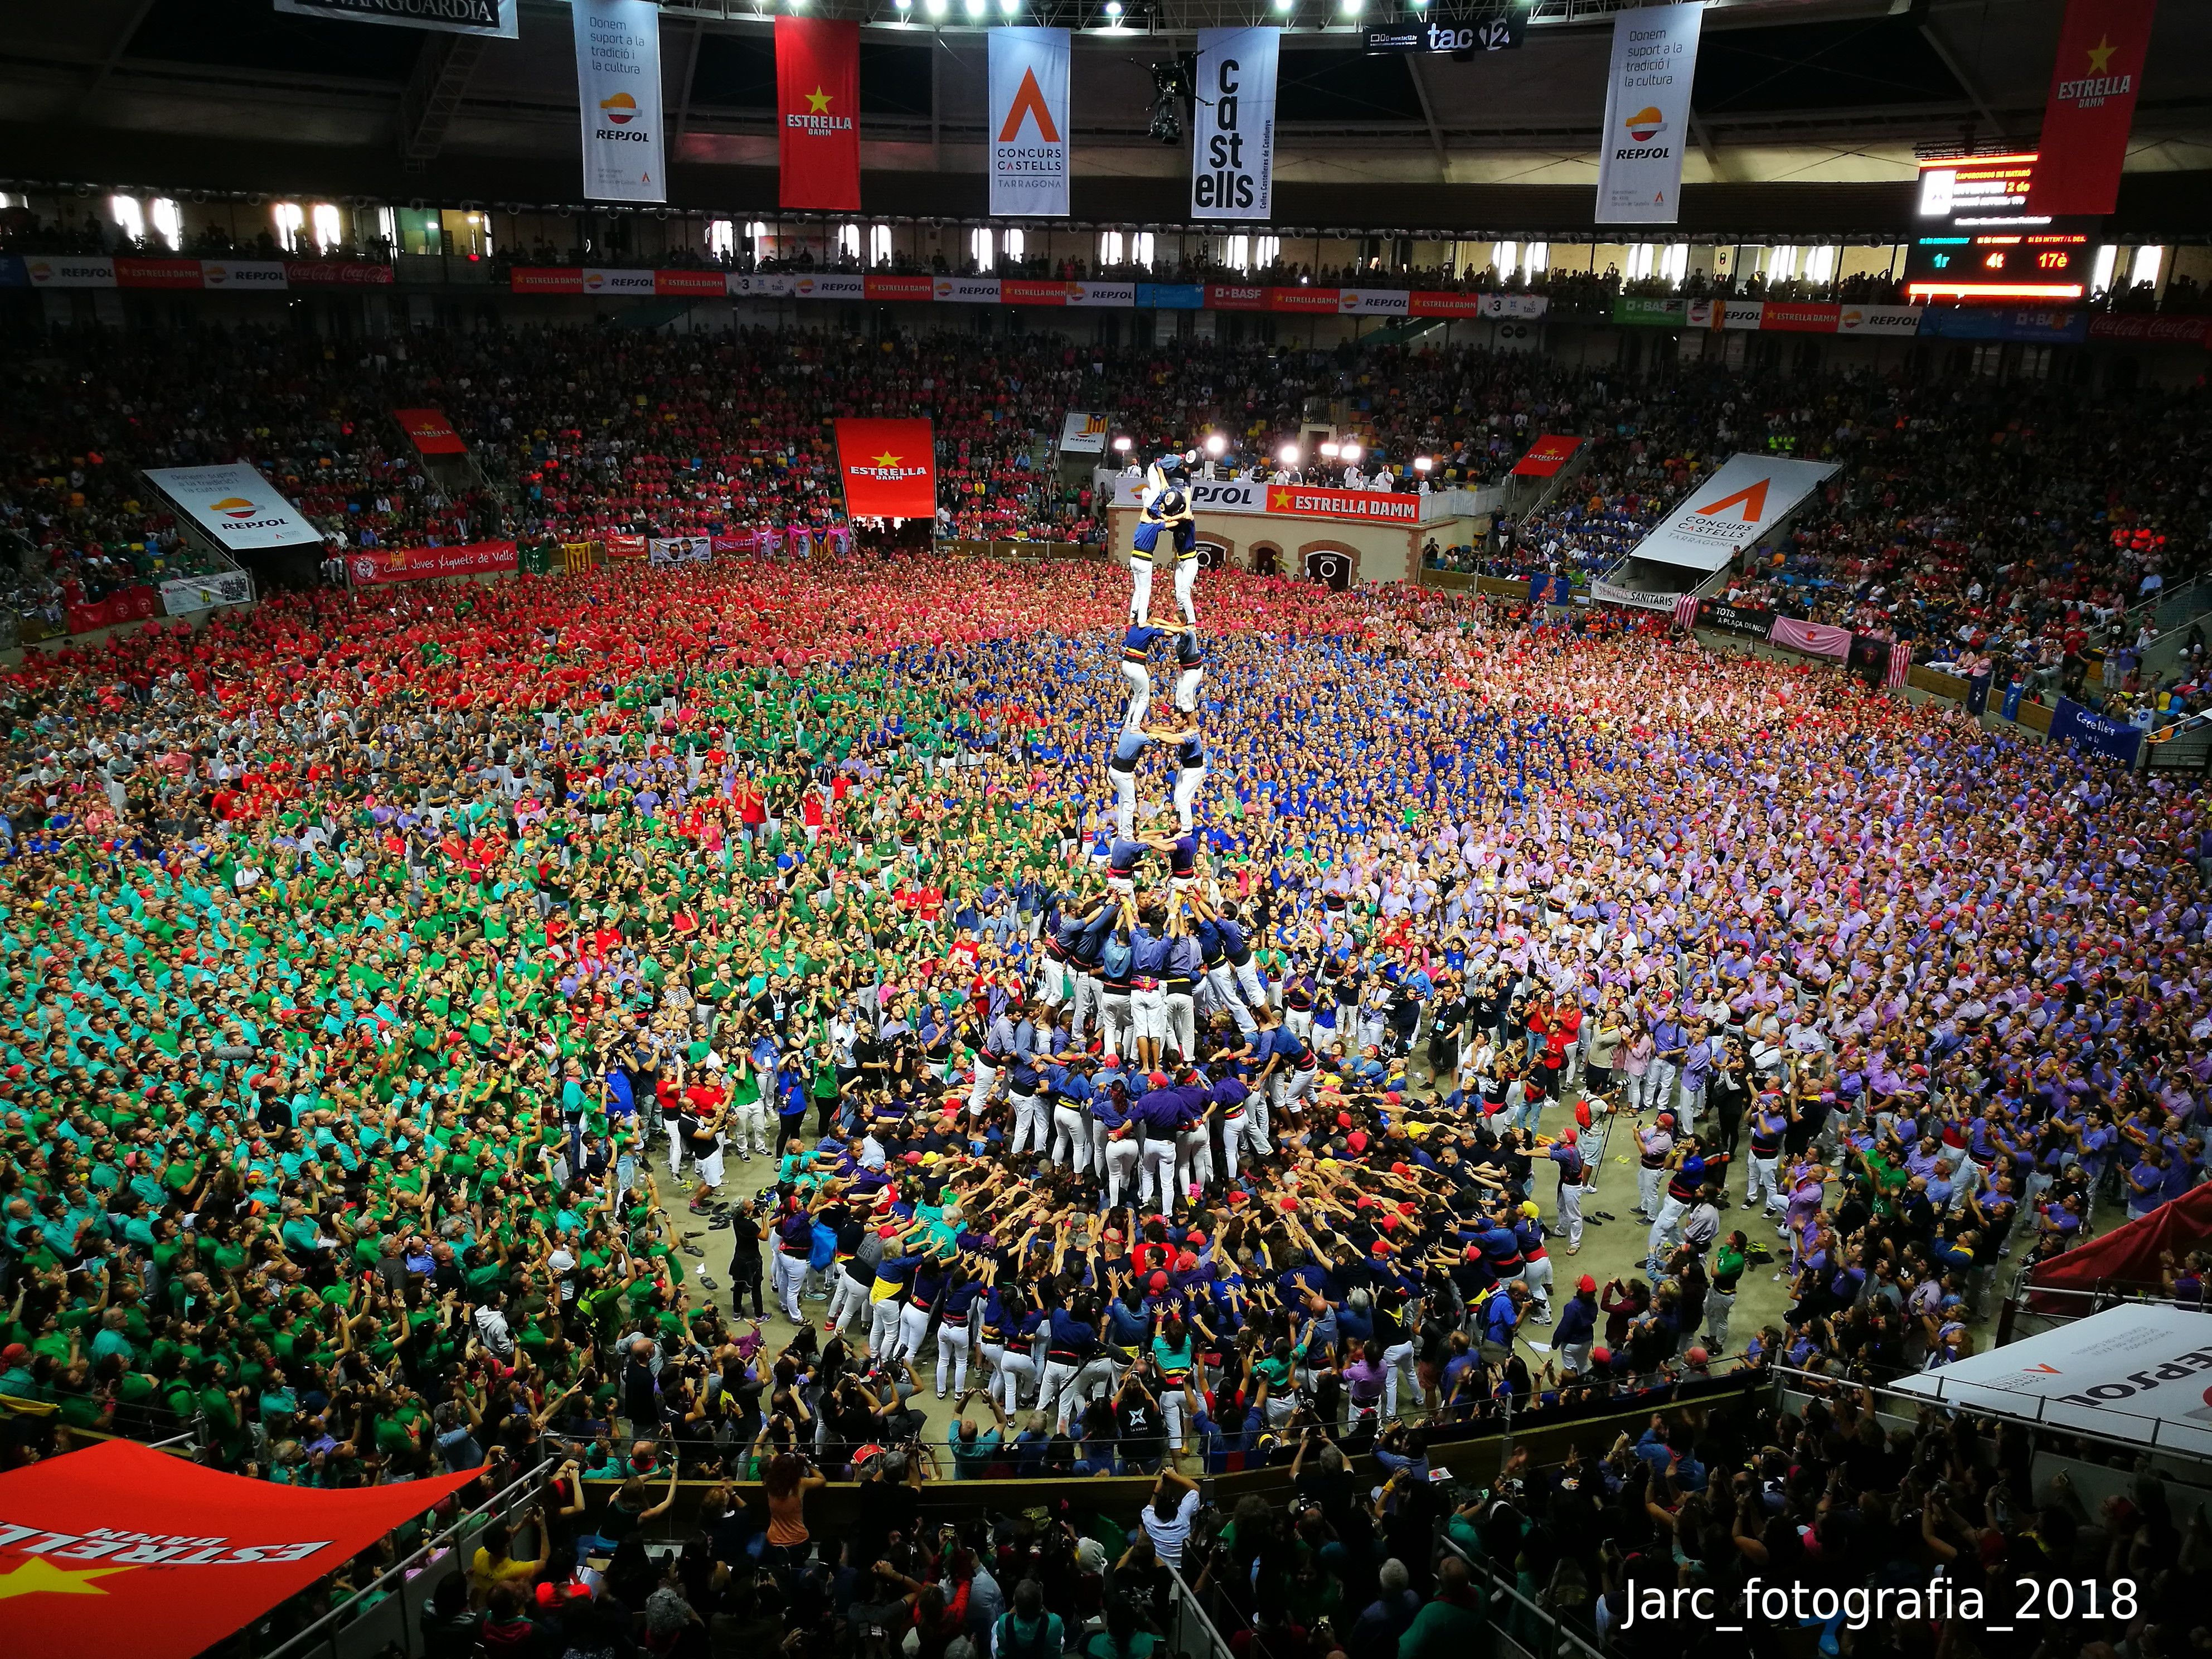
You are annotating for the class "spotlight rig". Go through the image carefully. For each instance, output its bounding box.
[1146,58,1193,145]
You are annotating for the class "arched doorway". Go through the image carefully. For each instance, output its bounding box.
[1249,542,1281,576]
[1301,544,1355,591]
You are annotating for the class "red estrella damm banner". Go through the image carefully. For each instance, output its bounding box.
[777,16,862,212]
[0,1440,481,1659]
[1262,482,1422,523]
[1511,434,1584,478]
[391,408,467,455]
[835,418,937,518]
[2027,0,2158,216]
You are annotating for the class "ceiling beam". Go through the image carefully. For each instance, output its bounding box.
[85,0,161,100]
[1404,54,1448,181]
[1915,16,2007,140]
[673,18,706,143]
[397,31,488,168]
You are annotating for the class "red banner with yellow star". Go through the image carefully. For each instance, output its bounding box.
[834,418,937,519]
[0,1439,481,1659]
[777,16,861,211]
[2026,0,2157,216]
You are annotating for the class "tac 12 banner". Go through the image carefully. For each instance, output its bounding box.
[834,418,936,519]
[273,0,517,36]
[1191,27,1278,221]
[0,1439,481,1659]
[2026,0,2158,216]
[574,0,666,203]
[778,17,862,212]
[989,27,1071,217]
[1595,2,1702,225]
[392,408,467,455]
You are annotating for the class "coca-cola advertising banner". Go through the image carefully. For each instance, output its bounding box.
[348,541,518,586]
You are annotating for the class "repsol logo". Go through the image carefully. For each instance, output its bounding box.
[596,128,652,142]
[2053,1347,2212,1408]
[1614,145,1672,161]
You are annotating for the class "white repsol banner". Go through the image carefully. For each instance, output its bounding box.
[574,0,667,205]
[988,27,1071,217]
[1112,476,1268,515]
[142,464,323,552]
[1191,27,1278,221]
[1595,3,1703,225]
[273,0,518,38]
[1631,452,1839,574]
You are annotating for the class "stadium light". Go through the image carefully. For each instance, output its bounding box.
[1278,444,1299,466]
[1113,436,1134,453]
[1414,456,1432,473]
[999,0,1019,12]
[1319,441,1340,460]
[1205,434,1228,458]
[964,0,985,16]
[1341,0,1361,14]
[926,0,946,14]
[1274,0,1293,10]
[1339,439,1362,462]
[1104,1,1122,17]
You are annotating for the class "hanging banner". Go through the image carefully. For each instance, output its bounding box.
[2050,696,2146,767]
[648,535,713,564]
[778,16,862,212]
[1595,2,1702,225]
[988,27,1071,217]
[2027,0,2158,216]
[1695,598,1778,640]
[574,0,666,204]
[1059,411,1112,455]
[1260,482,1422,523]
[273,0,518,38]
[160,569,255,614]
[392,408,467,455]
[1510,435,1583,477]
[1768,617,1852,661]
[349,541,518,586]
[835,418,936,518]
[0,1439,481,1659]
[1836,303,1925,337]
[23,256,116,288]
[1191,27,1279,221]
[142,464,323,552]
[200,259,289,291]
[1628,452,1838,574]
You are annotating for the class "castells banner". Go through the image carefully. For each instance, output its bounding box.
[350,540,520,586]
[140,464,322,552]
[834,418,937,518]
[0,1440,480,1659]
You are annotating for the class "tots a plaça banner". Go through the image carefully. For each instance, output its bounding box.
[141,464,322,552]
[349,541,518,586]
[0,1440,480,1659]
[835,418,937,517]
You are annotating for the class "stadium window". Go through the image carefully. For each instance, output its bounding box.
[2131,244,2165,289]
[869,224,892,266]
[1098,230,1124,268]
[707,219,735,259]
[1002,228,1024,263]
[1765,245,1799,281]
[968,227,995,271]
[109,194,145,246]
[1525,241,1549,275]
[1803,244,1836,285]
[2090,244,2119,298]
[272,201,305,253]
[1225,234,1250,272]
[1626,242,1655,281]
[150,197,182,250]
[1661,244,1688,288]
[312,203,343,254]
[1256,235,1279,268]
[1132,231,1154,270]
[1493,240,1518,279]
[837,222,861,263]
[375,206,397,253]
